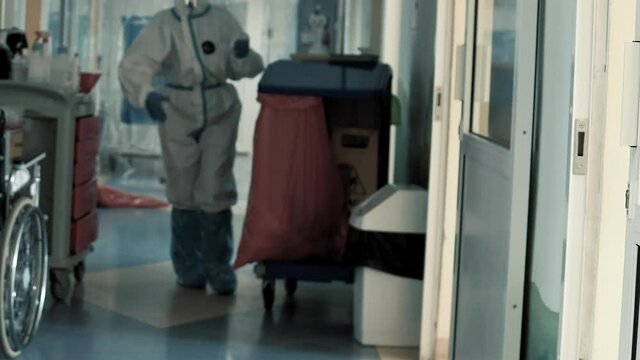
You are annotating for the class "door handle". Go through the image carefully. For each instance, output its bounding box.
[626,185,631,214]
[573,119,588,175]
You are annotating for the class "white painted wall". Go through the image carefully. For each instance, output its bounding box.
[590,0,634,357]
[2,0,25,29]
[223,0,268,155]
[343,0,382,55]
[380,0,404,182]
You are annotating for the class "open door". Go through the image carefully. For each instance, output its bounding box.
[451,0,539,358]
[619,15,640,357]
[620,140,640,359]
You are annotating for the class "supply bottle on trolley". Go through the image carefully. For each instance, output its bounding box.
[51,47,80,91]
[6,28,31,82]
[11,51,29,82]
[27,31,51,83]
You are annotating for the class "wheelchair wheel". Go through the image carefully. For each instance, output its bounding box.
[0,198,48,358]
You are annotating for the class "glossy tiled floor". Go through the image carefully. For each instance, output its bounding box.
[17,156,419,360]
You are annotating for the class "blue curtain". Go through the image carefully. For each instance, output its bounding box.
[120,16,164,125]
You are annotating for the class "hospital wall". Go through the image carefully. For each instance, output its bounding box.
[1,0,26,29]
[406,0,437,188]
[387,0,415,185]
[390,0,437,187]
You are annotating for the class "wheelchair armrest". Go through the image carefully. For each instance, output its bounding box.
[13,153,46,170]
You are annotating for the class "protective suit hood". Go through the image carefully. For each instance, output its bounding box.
[174,0,210,18]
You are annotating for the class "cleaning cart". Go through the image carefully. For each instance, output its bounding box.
[0,82,100,301]
[240,60,392,311]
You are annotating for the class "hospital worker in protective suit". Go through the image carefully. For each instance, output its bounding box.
[119,0,264,295]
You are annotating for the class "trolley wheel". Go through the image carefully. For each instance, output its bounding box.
[51,269,71,301]
[262,280,275,312]
[0,198,48,358]
[285,278,298,297]
[74,262,86,283]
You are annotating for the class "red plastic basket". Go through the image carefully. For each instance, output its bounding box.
[79,72,101,94]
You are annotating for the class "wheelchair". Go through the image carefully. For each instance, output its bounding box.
[0,110,48,358]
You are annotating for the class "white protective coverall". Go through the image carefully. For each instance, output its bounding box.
[120,0,263,212]
[119,0,263,293]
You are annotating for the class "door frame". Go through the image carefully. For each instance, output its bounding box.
[421,0,611,357]
[421,0,608,359]
[450,0,539,357]
[419,0,456,357]
[558,0,610,357]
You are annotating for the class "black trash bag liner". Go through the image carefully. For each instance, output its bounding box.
[342,226,426,280]
[0,45,11,80]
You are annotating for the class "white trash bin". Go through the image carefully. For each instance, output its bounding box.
[354,266,423,347]
[349,184,428,347]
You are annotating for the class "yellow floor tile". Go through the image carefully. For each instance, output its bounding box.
[74,261,263,329]
[377,347,419,360]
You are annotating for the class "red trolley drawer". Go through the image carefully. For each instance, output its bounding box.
[74,158,96,185]
[75,138,100,163]
[71,211,98,254]
[73,180,97,220]
[76,117,101,141]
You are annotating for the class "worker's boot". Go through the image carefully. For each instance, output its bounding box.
[171,208,207,289]
[200,209,237,296]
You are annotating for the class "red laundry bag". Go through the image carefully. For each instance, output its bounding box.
[235,94,348,269]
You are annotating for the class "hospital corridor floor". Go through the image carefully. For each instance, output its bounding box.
[16,158,419,360]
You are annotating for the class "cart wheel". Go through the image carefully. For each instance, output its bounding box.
[262,280,275,312]
[285,278,298,297]
[74,262,86,282]
[51,269,71,301]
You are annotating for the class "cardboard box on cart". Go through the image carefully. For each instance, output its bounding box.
[325,98,384,207]
[332,127,380,207]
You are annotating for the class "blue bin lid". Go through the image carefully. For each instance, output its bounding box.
[258,60,392,98]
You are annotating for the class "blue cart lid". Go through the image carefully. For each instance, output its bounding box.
[258,60,392,98]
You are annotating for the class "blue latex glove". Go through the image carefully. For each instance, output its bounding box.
[233,39,250,59]
[145,92,168,123]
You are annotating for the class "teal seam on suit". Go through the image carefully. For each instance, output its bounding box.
[186,9,209,125]
[171,5,211,22]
